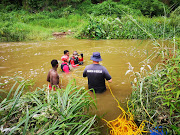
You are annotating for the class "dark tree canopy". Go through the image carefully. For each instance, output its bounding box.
[0,0,179,16]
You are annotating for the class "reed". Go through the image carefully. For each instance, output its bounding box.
[124,13,180,134]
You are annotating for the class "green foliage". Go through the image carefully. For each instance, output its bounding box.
[89,0,142,17]
[0,1,179,41]
[0,79,100,134]
[170,6,180,35]
[127,44,180,134]
[0,10,86,41]
[119,0,169,16]
[77,15,175,40]
[76,16,122,39]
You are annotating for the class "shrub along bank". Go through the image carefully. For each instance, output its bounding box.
[76,15,176,40]
[126,41,180,134]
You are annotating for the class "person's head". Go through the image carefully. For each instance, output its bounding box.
[73,51,79,58]
[64,50,69,56]
[61,55,68,62]
[51,59,58,68]
[90,52,102,63]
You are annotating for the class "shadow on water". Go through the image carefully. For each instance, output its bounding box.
[0,38,162,134]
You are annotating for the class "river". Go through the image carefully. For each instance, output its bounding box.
[0,38,160,134]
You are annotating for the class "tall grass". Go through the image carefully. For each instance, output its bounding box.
[124,12,180,134]
[0,79,100,134]
[0,11,87,41]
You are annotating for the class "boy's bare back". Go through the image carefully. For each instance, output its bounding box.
[47,69,59,87]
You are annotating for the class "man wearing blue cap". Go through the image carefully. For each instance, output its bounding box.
[83,52,112,93]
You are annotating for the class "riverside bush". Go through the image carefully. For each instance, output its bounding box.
[89,0,142,17]
[119,0,168,16]
[170,6,180,36]
[77,15,175,39]
[126,42,180,134]
[0,21,52,41]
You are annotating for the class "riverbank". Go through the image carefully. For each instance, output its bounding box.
[0,1,179,42]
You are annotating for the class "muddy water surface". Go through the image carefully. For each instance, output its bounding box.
[0,38,159,134]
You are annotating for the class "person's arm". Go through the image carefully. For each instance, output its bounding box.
[79,53,83,61]
[47,71,50,82]
[108,79,112,83]
[104,67,112,82]
[70,59,79,67]
[83,67,87,77]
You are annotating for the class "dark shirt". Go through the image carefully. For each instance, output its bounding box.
[83,64,111,93]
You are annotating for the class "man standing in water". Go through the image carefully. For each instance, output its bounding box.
[47,59,60,90]
[83,52,112,93]
[61,50,70,62]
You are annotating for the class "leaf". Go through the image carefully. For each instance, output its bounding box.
[165,87,175,91]
[125,70,132,75]
[176,91,180,99]
[170,106,173,116]
[140,67,144,72]
[162,102,170,106]
[147,65,151,70]
[23,106,29,135]
[171,125,180,135]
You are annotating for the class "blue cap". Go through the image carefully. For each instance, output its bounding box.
[90,52,102,62]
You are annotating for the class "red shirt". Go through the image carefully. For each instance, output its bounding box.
[70,56,83,67]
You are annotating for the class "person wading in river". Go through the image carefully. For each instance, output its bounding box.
[47,59,60,90]
[61,50,70,62]
[70,51,83,67]
[61,55,70,73]
[83,52,112,93]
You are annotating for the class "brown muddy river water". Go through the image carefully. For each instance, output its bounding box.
[0,38,160,134]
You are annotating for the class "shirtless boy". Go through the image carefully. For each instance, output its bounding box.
[47,59,60,90]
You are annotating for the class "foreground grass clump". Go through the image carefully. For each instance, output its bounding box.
[0,79,99,134]
[127,42,180,134]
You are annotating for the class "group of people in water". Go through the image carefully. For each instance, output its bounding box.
[47,50,112,93]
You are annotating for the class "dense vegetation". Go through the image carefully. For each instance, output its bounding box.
[0,79,100,134]
[0,0,179,134]
[0,0,180,41]
[126,40,180,134]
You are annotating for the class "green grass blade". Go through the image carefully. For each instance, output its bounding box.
[22,106,29,135]
[9,105,45,135]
